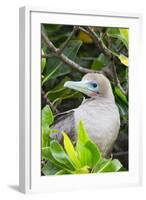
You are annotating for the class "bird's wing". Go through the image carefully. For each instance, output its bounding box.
[50,110,76,143]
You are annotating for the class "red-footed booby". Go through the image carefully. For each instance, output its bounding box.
[52,73,120,156]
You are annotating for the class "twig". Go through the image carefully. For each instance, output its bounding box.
[85,26,112,58]
[41,30,96,74]
[113,151,128,157]
[41,28,126,95]
[57,26,78,54]
[78,26,90,35]
[111,59,126,95]
[41,90,59,114]
[83,27,126,95]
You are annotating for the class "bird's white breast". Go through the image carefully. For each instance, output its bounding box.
[74,97,120,156]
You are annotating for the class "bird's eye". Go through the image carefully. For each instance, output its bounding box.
[92,83,97,88]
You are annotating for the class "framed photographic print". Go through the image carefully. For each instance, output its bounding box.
[19,7,142,193]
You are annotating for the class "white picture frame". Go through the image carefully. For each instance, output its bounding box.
[19,6,143,194]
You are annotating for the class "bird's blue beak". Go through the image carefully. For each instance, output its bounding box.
[64,80,99,97]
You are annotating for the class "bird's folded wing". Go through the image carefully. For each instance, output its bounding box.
[50,110,76,143]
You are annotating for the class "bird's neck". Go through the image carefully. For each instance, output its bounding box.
[90,90,115,103]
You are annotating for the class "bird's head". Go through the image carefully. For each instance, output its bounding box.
[64,73,114,99]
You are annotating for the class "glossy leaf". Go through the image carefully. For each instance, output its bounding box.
[76,121,101,167]
[91,53,110,70]
[42,161,61,176]
[115,87,128,105]
[118,54,129,67]
[42,105,54,147]
[62,131,81,168]
[42,105,54,127]
[107,28,128,48]
[119,28,129,48]
[93,158,122,173]
[50,140,75,170]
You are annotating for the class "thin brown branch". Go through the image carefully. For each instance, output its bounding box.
[113,151,128,157]
[41,90,59,114]
[41,30,96,74]
[82,27,126,95]
[85,26,112,58]
[57,26,78,54]
[111,59,126,95]
[78,26,89,35]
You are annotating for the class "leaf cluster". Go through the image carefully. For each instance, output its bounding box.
[41,105,123,175]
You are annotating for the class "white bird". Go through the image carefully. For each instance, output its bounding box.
[52,73,120,156]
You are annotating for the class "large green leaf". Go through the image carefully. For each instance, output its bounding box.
[107,28,129,48]
[42,146,74,170]
[42,105,54,127]
[50,140,75,170]
[119,28,129,48]
[76,121,101,168]
[42,40,82,85]
[114,87,128,106]
[91,53,110,70]
[93,158,122,173]
[42,161,61,176]
[42,105,54,147]
[62,132,81,168]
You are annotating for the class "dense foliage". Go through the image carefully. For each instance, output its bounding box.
[41,24,129,174]
[41,105,123,175]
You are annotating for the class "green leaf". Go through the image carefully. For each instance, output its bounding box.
[62,132,81,168]
[42,161,61,175]
[41,105,54,147]
[100,159,122,172]
[93,158,122,172]
[85,141,101,167]
[41,49,46,72]
[42,105,54,127]
[50,140,75,170]
[42,146,74,170]
[42,40,82,85]
[118,54,129,67]
[77,120,90,144]
[91,53,110,70]
[46,77,72,101]
[107,28,128,48]
[119,28,129,48]
[73,166,89,174]
[76,120,101,168]
[115,87,128,105]
[55,169,71,175]
[93,158,111,172]
[42,146,51,160]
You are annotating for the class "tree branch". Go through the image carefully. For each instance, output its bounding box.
[83,27,126,95]
[57,26,78,54]
[85,26,112,58]
[41,28,126,96]
[41,90,59,114]
[41,30,97,74]
[111,59,126,95]
[113,151,128,157]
